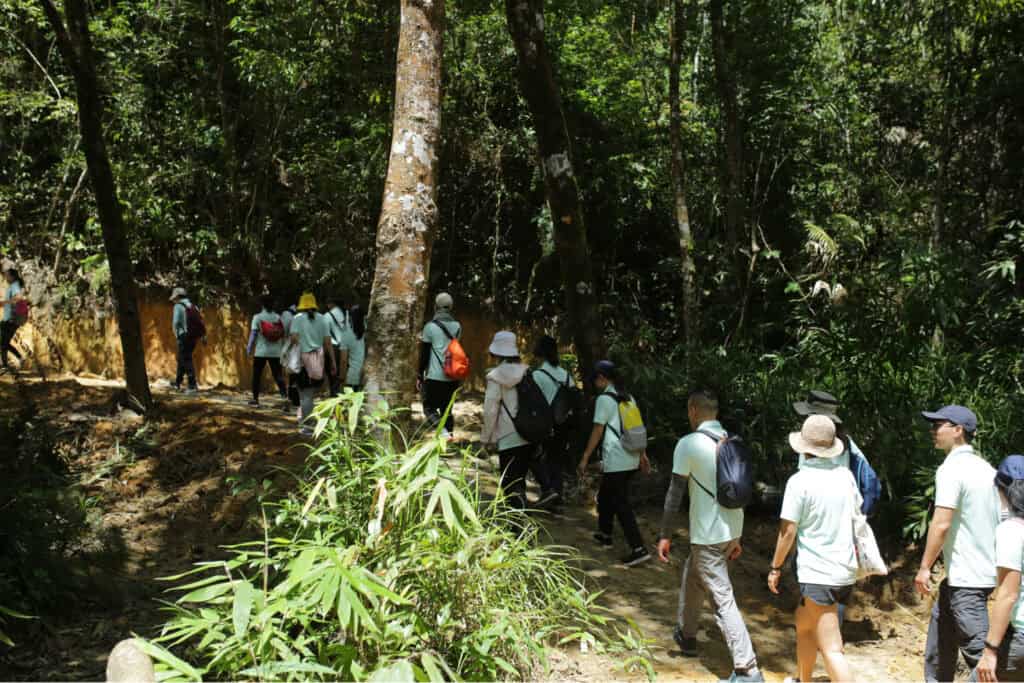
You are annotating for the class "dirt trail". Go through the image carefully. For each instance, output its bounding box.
[0,374,929,681]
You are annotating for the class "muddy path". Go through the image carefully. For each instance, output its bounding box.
[0,374,929,681]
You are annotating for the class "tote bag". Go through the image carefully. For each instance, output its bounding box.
[846,469,888,578]
[301,347,325,381]
[281,338,302,375]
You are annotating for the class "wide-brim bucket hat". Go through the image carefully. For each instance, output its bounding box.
[297,292,318,311]
[789,414,844,459]
[793,389,843,424]
[488,330,519,358]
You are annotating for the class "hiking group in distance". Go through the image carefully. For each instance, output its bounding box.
[6,274,1024,682]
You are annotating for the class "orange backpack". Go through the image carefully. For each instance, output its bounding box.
[431,321,470,381]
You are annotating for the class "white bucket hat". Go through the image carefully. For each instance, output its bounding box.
[169,287,187,302]
[789,414,844,459]
[488,330,519,358]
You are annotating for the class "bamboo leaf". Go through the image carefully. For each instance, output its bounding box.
[232,580,255,640]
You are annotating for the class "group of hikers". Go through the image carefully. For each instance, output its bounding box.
[6,274,1024,681]
[169,287,366,436]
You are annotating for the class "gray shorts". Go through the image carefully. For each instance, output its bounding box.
[800,582,854,607]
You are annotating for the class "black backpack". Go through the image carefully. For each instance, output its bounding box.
[537,368,580,427]
[691,429,754,509]
[502,370,554,443]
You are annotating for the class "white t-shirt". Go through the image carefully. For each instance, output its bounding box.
[594,388,638,473]
[534,361,570,405]
[420,319,461,382]
[934,445,999,588]
[672,420,743,546]
[780,457,858,586]
[996,518,1024,630]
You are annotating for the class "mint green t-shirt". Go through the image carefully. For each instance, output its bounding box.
[534,361,570,405]
[250,311,284,358]
[996,518,1024,629]
[340,327,366,386]
[290,312,331,353]
[594,388,639,473]
[2,281,22,322]
[672,420,744,545]
[420,319,461,382]
[934,445,999,588]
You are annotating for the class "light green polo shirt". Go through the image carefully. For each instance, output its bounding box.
[780,457,858,586]
[290,311,331,353]
[250,311,284,358]
[934,444,999,588]
[340,327,365,386]
[673,420,744,545]
[534,361,570,405]
[420,319,461,382]
[594,388,639,473]
[995,519,1024,629]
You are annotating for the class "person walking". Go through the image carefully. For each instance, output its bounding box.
[170,287,204,393]
[246,294,287,407]
[481,331,534,510]
[0,268,26,373]
[337,304,366,392]
[973,455,1024,682]
[325,296,348,396]
[418,292,462,437]
[768,415,857,683]
[577,361,651,567]
[288,292,335,435]
[916,405,1000,682]
[532,335,574,510]
[658,389,762,683]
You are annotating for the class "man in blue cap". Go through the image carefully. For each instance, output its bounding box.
[916,405,1001,682]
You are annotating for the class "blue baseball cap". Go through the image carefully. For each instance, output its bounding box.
[591,360,616,380]
[921,405,977,433]
[997,455,1024,490]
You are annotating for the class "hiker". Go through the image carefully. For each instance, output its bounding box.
[418,292,462,437]
[281,299,297,335]
[973,455,1024,683]
[916,405,1000,682]
[288,293,335,435]
[577,361,651,567]
[768,415,858,683]
[658,389,762,683]
[326,296,348,396]
[246,294,287,407]
[481,331,536,509]
[532,334,577,509]
[170,287,205,392]
[337,304,366,392]
[0,267,26,373]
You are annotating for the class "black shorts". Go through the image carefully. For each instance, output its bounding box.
[800,582,854,607]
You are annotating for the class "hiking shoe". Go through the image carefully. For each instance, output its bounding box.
[185,387,198,395]
[720,669,765,683]
[247,399,260,407]
[622,547,652,567]
[535,490,560,509]
[673,626,698,656]
[593,532,613,547]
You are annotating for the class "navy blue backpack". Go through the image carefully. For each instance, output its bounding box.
[694,430,755,509]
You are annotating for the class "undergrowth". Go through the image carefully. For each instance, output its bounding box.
[140,393,650,681]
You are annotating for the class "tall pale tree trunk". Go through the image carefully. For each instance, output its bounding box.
[40,0,152,409]
[363,0,444,412]
[669,0,697,349]
[505,0,605,377]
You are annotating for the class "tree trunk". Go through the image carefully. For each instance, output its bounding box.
[362,0,445,414]
[709,0,744,280]
[505,0,606,377]
[669,0,697,349]
[40,0,152,410]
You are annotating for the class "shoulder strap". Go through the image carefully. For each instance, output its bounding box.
[430,320,455,341]
[537,368,565,386]
[690,429,725,501]
[696,429,726,446]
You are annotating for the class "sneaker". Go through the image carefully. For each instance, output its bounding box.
[247,399,260,407]
[298,426,314,437]
[622,546,652,567]
[535,490,560,509]
[672,626,698,656]
[593,532,613,547]
[720,669,765,683]
[782,678,800,683]
[185,387,198,395]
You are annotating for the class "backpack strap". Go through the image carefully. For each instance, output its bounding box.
[598,393,622,438]
[327,310,343,345]
[430,320,459,340]
[690,429,726,501]
[537,368,570,388]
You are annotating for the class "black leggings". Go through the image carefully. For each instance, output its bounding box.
[423,379,459,433]
[252,356,286,401]
[598,470,644,549]
[0,320,21,368]
[499,444,535,509]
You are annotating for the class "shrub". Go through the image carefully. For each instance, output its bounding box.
[140,394,650,681]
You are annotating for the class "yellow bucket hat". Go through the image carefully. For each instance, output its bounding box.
[297,292,318,311]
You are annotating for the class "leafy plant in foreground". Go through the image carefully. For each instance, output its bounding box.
[141,393,649,681]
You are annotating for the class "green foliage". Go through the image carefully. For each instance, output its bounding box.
[142,394,649,681]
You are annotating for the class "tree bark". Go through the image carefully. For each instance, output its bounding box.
[363,0,445,414]
[505,0,606,377]
[40,0,152,410]
[669,0,697,349]
[709,0,744,278]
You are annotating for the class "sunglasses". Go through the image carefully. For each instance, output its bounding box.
[929,420,955,432]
